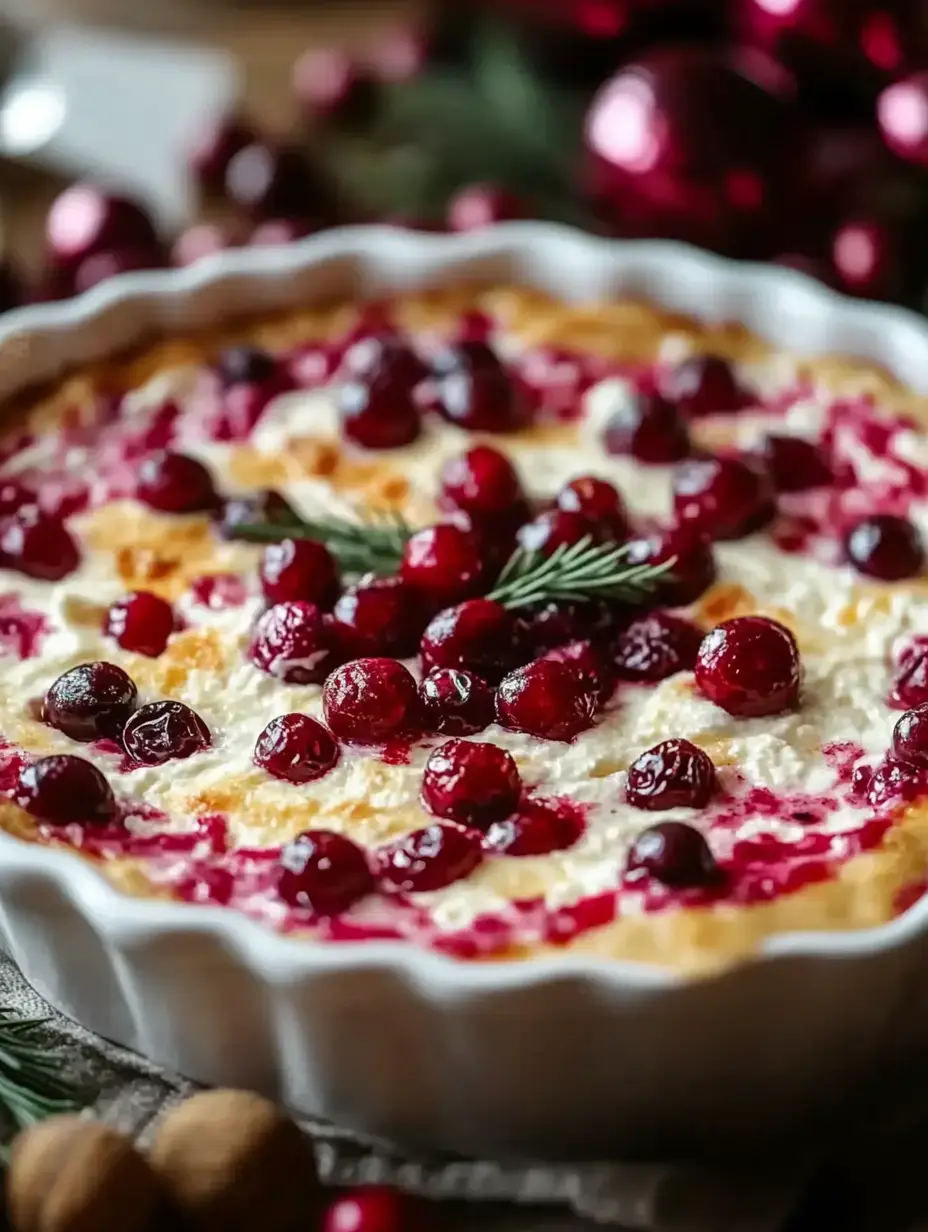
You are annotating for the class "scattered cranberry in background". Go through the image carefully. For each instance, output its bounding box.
[255,713,340,784]
[496,658,596,741]
[422,738,522,827]
[892,705,928,768]
[224,142,331,221]
[136,451,218,514]
[431,341,528,432]
[672,454,774,540]
[188,113,256,190]
[420,599,513,683]
[249,601,337,685]
[439,445,524,518]
[321,1187,431,1232]
[375,823,483,892]
[292,47,378,125]
[485,796,586,857]
[516,508,591,556]
[613,611,703,683]
[830,218,903,301]
[544,639,614,705]
[218,488,296,540]
[418,668,495,735]
[555,475,628,541]
[626,738,717,810]
[45,184,158,270]
[331,575,420,658]
[44,662,138,742]
[337,336,424,449]
[15,754,117,826]
[323,658,420,743]
[122,700,211,766]
[249,218,318,247]
[447,184,525,231]
[72,244,166,294]
[626,820,719,889]
[259,538,340,608]
[401,523,484,606]
[171,222,242,267]
[758,435,833,493]
[277,829,373,914]
[890,640,928,710]
[0,509,80,581]
[844,514,925,580]
[878,74,928,167]
[603,390,691,464]
[695,616,802,718]
[104,591,176,658]
[364,25,430,83]
[659,355,751,419]
[623,528,717,607]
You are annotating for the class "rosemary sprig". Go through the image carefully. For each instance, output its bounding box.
[236,511,413,574]
[0,1011,85,1151]
[487,537,675,610]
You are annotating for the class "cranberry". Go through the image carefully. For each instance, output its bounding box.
[72,245,166,294]
[844,515,925,581]
[627,821,719,888]
[136,451,218,514]
[613,612,702,683]
[248,218,318,246]
[695,616,801,718]
[554,476,629,542]
[0,480,35,517]
[419,599,512,684]
[105,591,175,658]
[217,344,278,387]
[337,337,424,449]
[544,640,613,705]
[513,599,616,657]
[0,509,80,581]
[890,640,928,709]
[15,755,116,826]
[759,435,833,493]
[44,662,138,742]
[659,356,751,419]
[439,446,523,517]
[892,705,928,768]
[623,528,716,607]
[321,1187,430,1232]
[365,25,430,83]
[672,454,774,541]
[259,538,340,608]
[188,113,256,190]
[45,185,158,270]
[277,830,373,914]
[122,701,211,766]
[485,798,585,857]
[431,341,528,432]
[603,391,691,464]
[516,509,592,556]
[401,524,484,606]
[422,739,521,828]
[375,823,483,892]
[249,601,337,685]
[447,184,525,231]
[171,222,241,267]
[879,74,928,167]
[496,659,596,742]
[626,739,717,811]
[830,218,902,301]
[323,658,419,743]
[218,489,297,540]
[418,669,495,735]
[224,142,330,221]
[254,713,340,783]
[330,575,419,658]
[292,48,377,125]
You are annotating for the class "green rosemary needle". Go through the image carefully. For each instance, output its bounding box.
[486,537,675,610]
[234,511,413,575]
[0,1011,84,1151]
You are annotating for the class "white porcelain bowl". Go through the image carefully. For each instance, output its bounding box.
[3,225,928,1161]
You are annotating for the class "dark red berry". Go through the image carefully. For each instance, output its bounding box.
[419,599,512,684]
[320,1187,429,1232]
[555,475,628,542]
[892,705,928,768]
[672,454,774,540]
[613,612,703,683]
[172,222,241,266]
[375,823,483,892]
[224,142,329,221]
[330,575,420,658]
[15,755,116,825]
[0,509,80,581]
[890,639,928,710]
[323,658,419,743]
[695,616,801,717]
[626,739,717,810]
[0,480,35,517]
[293,47,378,125]
[254,713,340,783]
[277,830,373,914]
[136,451,218,514]
[431,341,528,432]
[218,489,296,540]
[623,527,716,607]
[249,601,337,685]
[496,659,596,742]
[122,700,211,766]
[105,591,175,657]
[659,355,750,418]
[484,797,585,856]
[44,662,138,742]
[439,445,523,517]
[544,640,614,705]
[249,218,318,247]
[259,538,340,608]
[422,739,521,828]
[758,435,833,493]
[217,344,277,387]
[188,113,255,190]
[603,391,691,464]
[513,600,617,657]
[72,244,166,293]
[337,336,424,449]
[516,509,591,556]
[844,514,925,581]
[627,821,719,888]
[45,185,158,270]
[418,669,494,735]
[401,524,484,606]
[447,184,525,231]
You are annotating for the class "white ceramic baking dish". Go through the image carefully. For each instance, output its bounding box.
[3,225,928,1162]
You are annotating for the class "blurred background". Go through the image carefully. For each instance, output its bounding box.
[3,0,928,314]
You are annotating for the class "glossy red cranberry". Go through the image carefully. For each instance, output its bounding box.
[516,509,592,556]
[277,830,373,914]
[418,668,495,735]
[105,592,175,658]
[292,48,377,124]
[659,355,752,419]
[0,480,35,517]
[330,575,419,658]
[249,601,337,685]
[254,713,340,783]
[224,142,330,221]
[323,658,419,743]
[439,446,523,518]
[892,705,928,769]
[217,344,278,388]
[544,640,613,705]
[623,528,716,607]
[626,821,718,888]
[419,599,513,684]
[45,185,158,270]
[484,797,585,857]
[758,435,833,493]
[375,823,483,893]
[695,616,801,718]
[431,341,528,433]
[15,755,116,826]
[879,75,928,167]
[259,538,340,608]
[830,218,903,302]
[447,184,525,231]
[321,1188,430,1232]
[0,509,80,581]
[422,739,521,828]
[626,739,717,811]
[44,662,138,742]
[844,515,925,581]
[72,244,166,294]
[337,336,424,450]
[672,454,774,541]
[188,113,256,190]
[890,640,928,710]
[136,451,218,514]
[603,391,691,464]
[513,599,616,657]
[171,222,241,267]
[123,700,211,766]
[401,524,484,606]
[496,659,596,741]
[613,612,702,683]
[218,489,297,540]
[555,476,628,542]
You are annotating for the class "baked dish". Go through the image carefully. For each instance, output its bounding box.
[2,279,928,974]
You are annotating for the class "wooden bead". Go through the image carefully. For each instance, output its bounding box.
[148,1090,317,1232]
[7,1115,163,1232]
